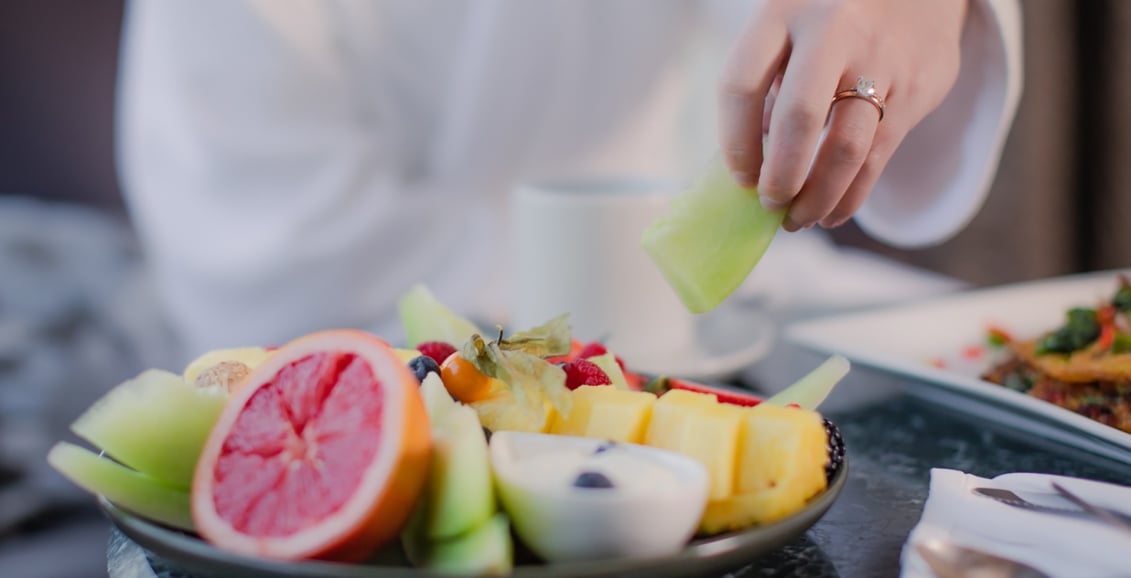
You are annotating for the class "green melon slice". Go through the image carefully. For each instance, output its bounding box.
[766,354,851,410]
[641,156,785,314]
[70,369,227,489]
[404,513,514,576]
[398,285,481,348]
[47,442,193,530]
[587,352,630,391]
[411,374,497,539]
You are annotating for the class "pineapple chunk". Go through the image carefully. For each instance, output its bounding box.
[550,386,656,443]
[644,390,743,500]
[699,404,828,534]
[470,394,557,434]
[642,390,718,450]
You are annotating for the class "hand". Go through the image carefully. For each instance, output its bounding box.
[718,0,969,231]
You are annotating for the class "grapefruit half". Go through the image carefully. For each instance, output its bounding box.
[191,329,431,562]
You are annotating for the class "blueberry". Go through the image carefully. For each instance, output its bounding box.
[573,471,614,489]
[408,355,441,383]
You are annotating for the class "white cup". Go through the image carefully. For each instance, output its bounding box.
[510,176,773,380]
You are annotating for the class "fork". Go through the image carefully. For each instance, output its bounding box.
[973,487,1131,533]
[915,539,1050,578]
[1050,482,1131,537]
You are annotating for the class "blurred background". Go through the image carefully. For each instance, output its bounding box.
[0,1,1128,576]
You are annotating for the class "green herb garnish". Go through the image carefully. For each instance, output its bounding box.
[1036,307,1100,355]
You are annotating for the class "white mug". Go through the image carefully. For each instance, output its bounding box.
[510,176,773,380]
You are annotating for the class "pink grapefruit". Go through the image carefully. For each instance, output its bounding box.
[191,329,431,562]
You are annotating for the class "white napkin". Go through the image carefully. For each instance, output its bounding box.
[901,468,1131,578]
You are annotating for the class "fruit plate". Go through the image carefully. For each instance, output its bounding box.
[785,268,1131,462]
[101,457,847,578]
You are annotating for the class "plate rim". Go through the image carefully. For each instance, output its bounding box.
[784,267,1131,460]
[102,457,848,578]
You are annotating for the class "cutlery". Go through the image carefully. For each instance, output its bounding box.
[973,486,1131,531]
[1050,481,1131,537]
[915,539,1049,578]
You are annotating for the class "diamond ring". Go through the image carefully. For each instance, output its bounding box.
[832,76,885,122]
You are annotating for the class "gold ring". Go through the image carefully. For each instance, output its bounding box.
[832,76,885,122]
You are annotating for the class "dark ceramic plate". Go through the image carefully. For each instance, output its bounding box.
[102,458,847,578]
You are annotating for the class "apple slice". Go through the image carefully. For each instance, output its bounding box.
[640,156,785,314]
[47,442,193,530]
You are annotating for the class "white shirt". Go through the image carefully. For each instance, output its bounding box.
[116,0,1022,358]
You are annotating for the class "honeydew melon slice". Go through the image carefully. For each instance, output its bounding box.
[47,442,193,530]
[70,369,227,489]
[766,354,851,410]
[404,513,513,576]
[641,156,785,314]
[586,352,630,391]
[398,285,481,348]
[411,374,497,539]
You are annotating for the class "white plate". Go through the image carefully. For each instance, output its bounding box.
[785,269,1131,461]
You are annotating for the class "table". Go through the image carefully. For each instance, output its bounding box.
[105,345,1131,578]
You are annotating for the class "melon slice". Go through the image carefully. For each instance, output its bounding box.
[766,354,851,410]
[412,374,496,539]
[47,442,193,530]
[403,513,513,576]
[398,285,481,348]
[70,369,228,489]
[191,329,432,562]
[640,156,785,314]
[586,353,631,391]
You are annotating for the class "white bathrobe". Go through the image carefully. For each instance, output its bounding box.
[115,0,1022,358]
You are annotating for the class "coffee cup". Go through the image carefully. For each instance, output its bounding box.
[510,176,773,380]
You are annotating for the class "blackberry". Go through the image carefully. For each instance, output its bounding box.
[823,417,845,482]
[573,471,615,489]
[408,355,441,383]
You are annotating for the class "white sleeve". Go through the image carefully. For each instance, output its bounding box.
[116,1,414,356]
[853,0,1023,248]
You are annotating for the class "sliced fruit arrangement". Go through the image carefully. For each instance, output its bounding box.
[48,283,850,573]
[395,286,851,536]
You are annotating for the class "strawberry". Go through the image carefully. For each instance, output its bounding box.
[577,341,608,359]
[577,341,633,377]
[417,341,458,365]
[644,376,763,407]
[562,359,612,390]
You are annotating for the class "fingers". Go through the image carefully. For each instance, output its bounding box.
[717,16,789,189]
[819,115,910,228]
[758,30,845,212]
[783,79,886,231]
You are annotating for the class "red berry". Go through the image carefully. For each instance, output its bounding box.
[562,359,612,390]
[614,355,627,373]
[417,341,458,365]
[577,341,608,359]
